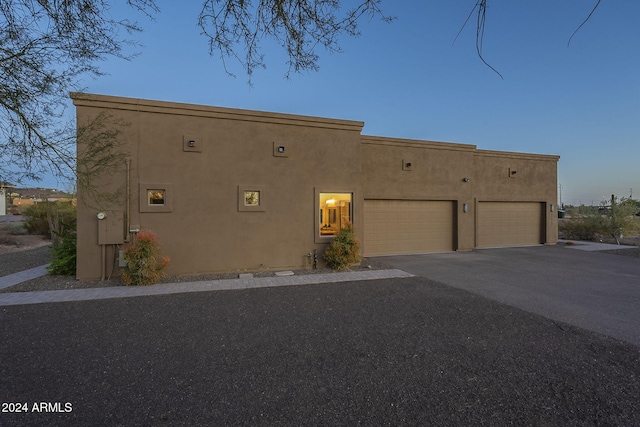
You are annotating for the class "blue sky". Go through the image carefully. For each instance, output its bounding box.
[47,1,640,205]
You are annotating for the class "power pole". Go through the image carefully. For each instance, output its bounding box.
[559,184,563,207]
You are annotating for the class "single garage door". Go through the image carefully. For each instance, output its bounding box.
[477,202,544,248]
[364,200,455,256]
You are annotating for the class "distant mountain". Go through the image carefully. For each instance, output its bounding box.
[9,187,73,200]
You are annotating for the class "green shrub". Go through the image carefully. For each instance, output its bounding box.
[22,202,55,235]
[559,215,603,241]
[602,198,639,244]
[324,223,361,271]
[8,223,28,235]
[121,230,170,286]
[559,198,638,244]
[22,201,76,238]
[47,231,77,275]
[48,202,77,246]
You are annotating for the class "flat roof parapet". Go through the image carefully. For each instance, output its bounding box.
[70,92,364,132]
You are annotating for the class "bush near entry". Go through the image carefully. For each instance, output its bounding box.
[122,230,170,286]
[324,223,361,271]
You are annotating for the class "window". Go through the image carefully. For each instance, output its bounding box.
[148,190,166,205]
[318,192,352,236]
[244,191,260,206]
[238,185,266,212]
[139,183,172,213]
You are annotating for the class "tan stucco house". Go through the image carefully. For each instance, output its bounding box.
[72,93,559,280]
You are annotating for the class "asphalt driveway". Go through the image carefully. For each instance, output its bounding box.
[2,277,640,426]
[375,244,640,347]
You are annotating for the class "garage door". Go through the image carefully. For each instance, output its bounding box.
[364,200,455,256]
[477,202,544,248]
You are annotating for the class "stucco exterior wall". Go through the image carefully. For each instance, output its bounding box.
[72,93,559,280]
[473,150,559,244]
[361,136,476,250]
[360,137,559,250]
[73,93,363,279]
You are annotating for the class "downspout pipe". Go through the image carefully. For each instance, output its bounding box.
[125,158,131,242]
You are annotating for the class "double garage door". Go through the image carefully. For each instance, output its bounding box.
[363,200,544,256]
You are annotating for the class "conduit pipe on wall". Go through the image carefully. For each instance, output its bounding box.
[125,158,131,242]
[100,244,106,281]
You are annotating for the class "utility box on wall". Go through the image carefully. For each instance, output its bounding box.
[97,210,125,245]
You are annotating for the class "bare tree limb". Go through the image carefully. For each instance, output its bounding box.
[0,0,156,185]
[197,0,392,81]
[454,0,502,79]
[568,0,602,46]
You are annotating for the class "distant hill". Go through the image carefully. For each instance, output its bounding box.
[8,187,74,200]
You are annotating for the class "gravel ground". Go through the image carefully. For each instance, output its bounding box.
[1,241,637,294]
[563,234,640,258]
[2,277,640,426]
[0,245,52,277]
[600,246,640,258]
[0,246,390,293]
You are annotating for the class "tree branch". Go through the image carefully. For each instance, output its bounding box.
[568,0,602,46]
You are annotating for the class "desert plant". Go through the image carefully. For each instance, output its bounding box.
[601,197,638,244]
[22,201,76,239]
[121,230,170,286]
[8,223,28,235]
[324,223,361,271]
[559,197,639,244]
[47,231,77,275]
[559,215,603,241]
[48,202,76,245]
[22,202,56,235]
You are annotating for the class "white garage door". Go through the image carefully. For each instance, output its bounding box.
[364,200,455,256]
[477,202,544,248]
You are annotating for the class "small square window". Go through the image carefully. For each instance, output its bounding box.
[140,183,172,213]
[238,185,266,212]
[244,191,260,206]
[148,190,166,206]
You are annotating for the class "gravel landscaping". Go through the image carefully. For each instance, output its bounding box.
[1,237,638,294]
[3,236,639,425]
[600,246,640,258]
[562,235,640,258]
[3,276,640,426]
[0,245,389,293]
[0,245,52,277]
